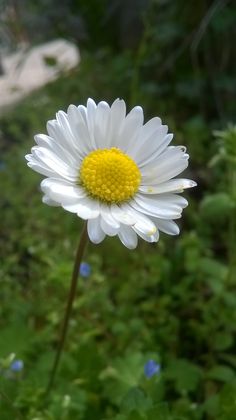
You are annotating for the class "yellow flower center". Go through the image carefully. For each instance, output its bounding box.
[79,147,141,203]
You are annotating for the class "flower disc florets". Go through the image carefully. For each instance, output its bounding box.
[79,147,141,203]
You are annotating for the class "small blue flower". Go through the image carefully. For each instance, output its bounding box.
[79,262,91,278]
[144,360,160,378]
[10,360,24,372]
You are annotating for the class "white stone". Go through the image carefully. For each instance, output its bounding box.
[0,39,80,109]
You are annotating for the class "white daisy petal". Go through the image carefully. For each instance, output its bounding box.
[139,178,197,194]
[67,105,92,156]
[131,194,183,219]
[88,217,106,244]
[34,134,79,167]
[110,99,126,138]
[34,133,53,147]
[100,218,119,236]
[26,98,196,248]
[42,195,60,206]
[141,146,189,183]
[116,106,144,151]
[46,119,71,152]
[46,117,81,160]
[110,204,135,225]
[100,205,120,236]
[133,214,157,237]
[100,204,120,229]
[139,192,188,209]
[118,225,138,249]
[56,111,79,151]
[86,98,97,149]
[94,101,111,148]
[26,158,56,178]
[137,133,173,167]
[40,178,86,203]
[133,225,159,243]
[152,218,180,235]
[131,125,168,164]
[76,198,100,220]
[77,104,87,123]
[31,146,78,182]
[63,196,100,219]
[121,203,157,235]
[127,116,162,156]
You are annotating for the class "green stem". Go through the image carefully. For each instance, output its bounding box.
[46,223,88,393]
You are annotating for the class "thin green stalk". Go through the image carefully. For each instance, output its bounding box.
[46,223,88,393]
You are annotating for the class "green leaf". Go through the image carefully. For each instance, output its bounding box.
[212,332,234,351]
[204,394,220,417]
[126,411,146,420]
[0,321,33,358]
[199,257,228,294]
[101,352,147,405]
[200,193,235,223]
[218,382,236,419]
[207,365,235,383]
[146,403,171,420]
[120,387,151,414]
[113,412,146,420]
[165,359,202,393]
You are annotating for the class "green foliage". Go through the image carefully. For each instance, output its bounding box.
[200,193,235,224]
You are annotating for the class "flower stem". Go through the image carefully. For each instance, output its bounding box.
[46,223,88,393]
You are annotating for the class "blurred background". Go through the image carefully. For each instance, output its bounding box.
[0,0,236,419]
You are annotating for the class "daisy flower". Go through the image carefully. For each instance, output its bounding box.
[26,98,196,249]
